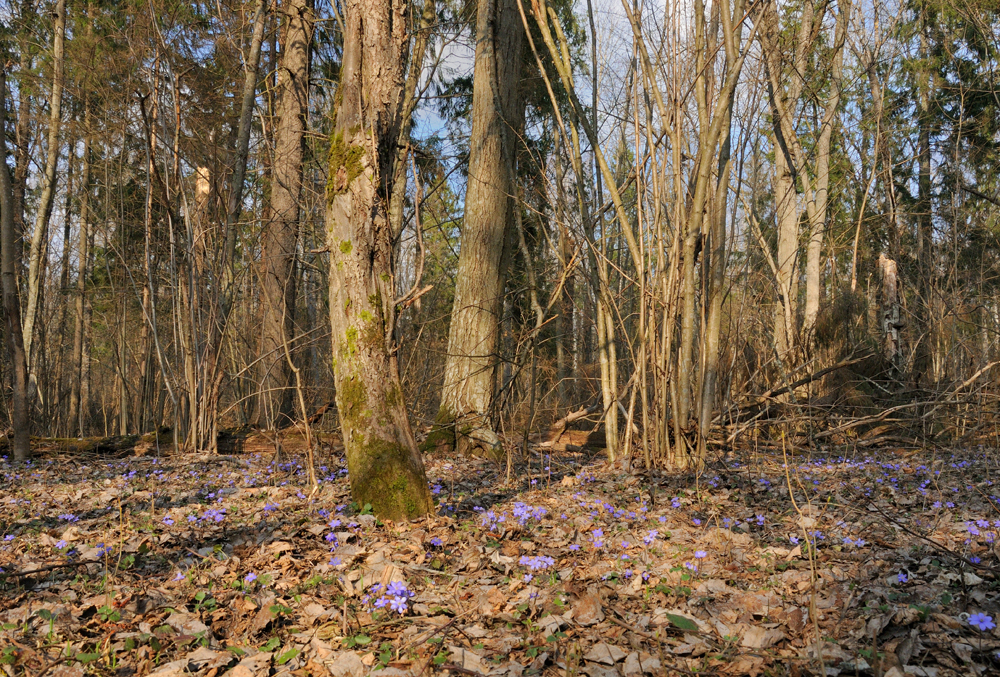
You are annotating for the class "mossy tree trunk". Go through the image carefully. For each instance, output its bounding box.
[326,0,433,521]
[437,0,524,457]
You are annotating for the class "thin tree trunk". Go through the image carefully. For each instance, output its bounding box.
[388,0,436,241]
[327,0,433,520]
[0,71,30,461]
[915,21,934,386]
[69,100,92,437]
[259,0,313,429]
[23,0,67,386]
[438,0,524,456]
[803,0,850,343]
[56,137,75,434]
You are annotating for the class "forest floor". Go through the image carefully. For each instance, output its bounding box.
[0,438,998,677]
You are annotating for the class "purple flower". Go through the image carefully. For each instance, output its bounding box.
[389,596,408,614]
[969,613,995,631]
[643,531,658,545]
[244,572,257,583]
[162,516,174,526]
[429,537,443,547]
[695,550,707,559]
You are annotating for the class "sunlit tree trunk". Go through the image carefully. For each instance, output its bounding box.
[803,0,850,344]
[438,0,524,456]
[23,0,67,391]
[258,0,313,428]
[327,0,433,519]
[0,72,30,461]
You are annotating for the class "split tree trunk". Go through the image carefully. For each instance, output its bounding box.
[326,0,433,520]
[438,0,524,456]
[0,71,30,461]
[258,0,313,428]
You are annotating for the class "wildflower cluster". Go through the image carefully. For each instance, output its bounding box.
[363,581,415,615]
[511,502,547,526]
[479,509,506,532]
[518,555,555,571]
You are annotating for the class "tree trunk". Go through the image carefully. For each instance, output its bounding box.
[0,71,30,461]
[915,22,934,386]
[69,100,92,437]
[23,0,66,386]
[438,0,524,456]
[802,0,850,344]
[258,0,313,429]
[327,0,433,520]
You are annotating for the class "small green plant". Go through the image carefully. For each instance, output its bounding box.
[276,647,300,665]
[377,641,393,668]
[97,605,121,624]
[35,609,55,640]
[343,633,372,649]
[193,591,217,613]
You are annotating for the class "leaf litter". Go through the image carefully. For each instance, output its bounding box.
[0,444,997,676]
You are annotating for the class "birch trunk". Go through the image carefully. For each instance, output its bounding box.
[327,0,433,519]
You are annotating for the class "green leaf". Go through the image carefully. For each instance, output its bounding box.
[665,613,699,631]
[77,652,100,663]
[261,637,281,652]
[276,648,300,665]
[353,634,371,646]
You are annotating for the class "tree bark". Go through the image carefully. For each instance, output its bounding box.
[68,100,92,437]
[23,0,67,387]
[258,0,313,428]
[438,0,524,456]
[0,71,30,461]
[327,0,433,520]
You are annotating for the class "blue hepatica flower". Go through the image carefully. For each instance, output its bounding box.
[969,613,995,632]
[644,530,658,545]
[519,555,555,571]
[897,572,908,584]
[244,572,257,584]
[429,537,443,547]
